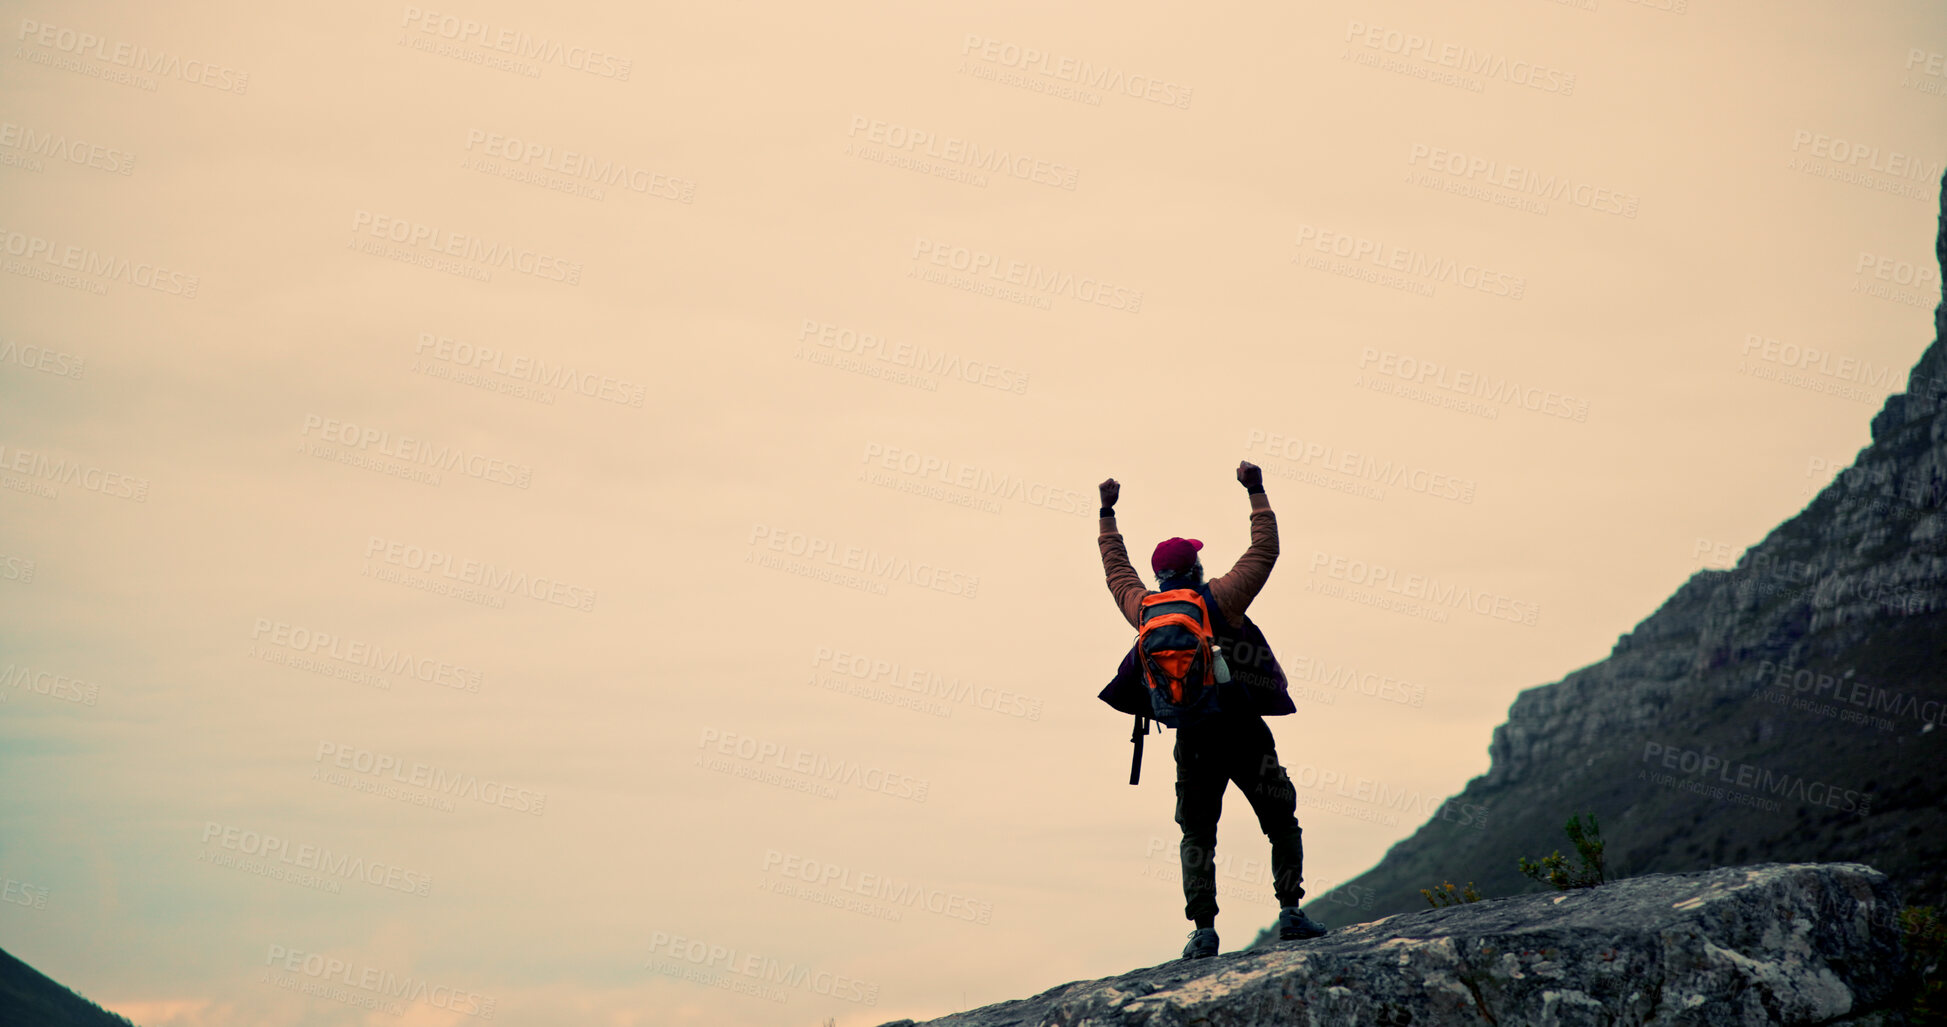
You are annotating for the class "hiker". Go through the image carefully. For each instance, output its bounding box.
[1095,460,1329,960]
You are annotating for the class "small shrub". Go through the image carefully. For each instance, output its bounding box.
[1517,812,1607,891]
[1900,905,1945,1022]
[1420,881,1483,908]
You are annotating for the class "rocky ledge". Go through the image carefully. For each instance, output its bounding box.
[874,862,1917,1027]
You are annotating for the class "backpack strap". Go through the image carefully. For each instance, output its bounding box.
[1128,714,1151,785]
[1195,581,1233,636]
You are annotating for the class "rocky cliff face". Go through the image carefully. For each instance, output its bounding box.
[874,863,1918,1027]
[1283,171,1947,928]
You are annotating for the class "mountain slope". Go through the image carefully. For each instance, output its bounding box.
[1284,170,1947,931]
[0,946,140,1027]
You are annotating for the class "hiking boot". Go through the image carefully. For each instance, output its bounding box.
[1278,906,1329,940]
[1181,927,1219,959]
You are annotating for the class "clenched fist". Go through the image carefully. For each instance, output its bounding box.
[1237,461,1262,490]
[1098,477,1120,508]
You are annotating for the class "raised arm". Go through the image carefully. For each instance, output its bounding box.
[1207,461,1278,623]
[1096,477,1148,629]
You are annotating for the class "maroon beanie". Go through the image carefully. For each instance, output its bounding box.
[1151,537,1203,576]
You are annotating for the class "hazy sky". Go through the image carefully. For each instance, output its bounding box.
[3,1,1944,1025]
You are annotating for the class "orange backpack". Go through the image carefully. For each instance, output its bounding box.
[1136,587,1227,728]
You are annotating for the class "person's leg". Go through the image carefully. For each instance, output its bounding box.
[1174,725,1228,927]
[1232,716,1306,909]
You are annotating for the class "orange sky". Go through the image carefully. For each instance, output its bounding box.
[3,1,1944,1025]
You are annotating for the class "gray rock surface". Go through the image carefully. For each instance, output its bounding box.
[874,862,1913,1027]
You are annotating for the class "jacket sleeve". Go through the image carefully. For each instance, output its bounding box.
[1208,491,1277,623]
[1098,514,1149,630]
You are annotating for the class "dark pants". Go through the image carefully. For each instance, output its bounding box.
[1173,711,1305,921]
